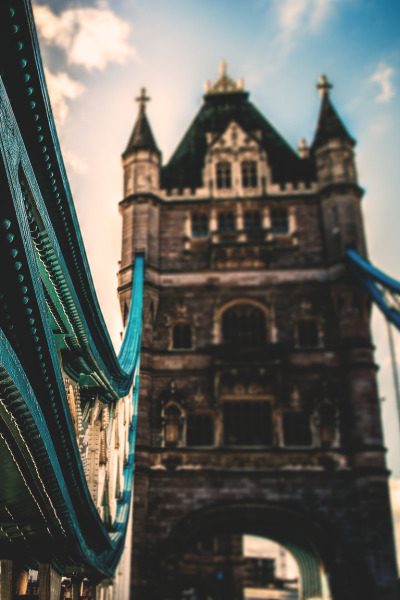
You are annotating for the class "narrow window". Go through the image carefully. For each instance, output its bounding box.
[241,161,258,188]
[191,213,208,238]
[297,318,319,347]
[173,322,192,349]
[271,208,289,234]
[217,211,235,232]
[244,210,261,231]
[283,412,312,446]
[222,304,266,345]
[216,162,232,189]
[186,414,214,446]
[223,401,272,446]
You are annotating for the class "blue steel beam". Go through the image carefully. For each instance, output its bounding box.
[346,249,400,331]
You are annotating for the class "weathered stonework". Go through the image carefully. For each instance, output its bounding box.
[118,70,398,599]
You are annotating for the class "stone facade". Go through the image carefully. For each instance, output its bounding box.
[118,68,398,599]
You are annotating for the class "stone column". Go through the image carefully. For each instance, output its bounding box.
[0,560,13,600]
[38,563,62,600]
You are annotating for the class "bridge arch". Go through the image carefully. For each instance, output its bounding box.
[164,500,333,600]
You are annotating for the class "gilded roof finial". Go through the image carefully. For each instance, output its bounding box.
[136,87,150,110]
[206,62,245,95]
[297,138,309,159]
[316,74,333,98]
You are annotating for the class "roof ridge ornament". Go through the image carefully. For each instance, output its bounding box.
[204,61,245,94]
[316,74,333,98]
[136,87,150,110]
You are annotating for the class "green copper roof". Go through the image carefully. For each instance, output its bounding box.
[161,90,315,190]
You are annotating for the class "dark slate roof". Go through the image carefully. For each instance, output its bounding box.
[124,104,160,157]
[312,94,355,150]
[161,90,316,190]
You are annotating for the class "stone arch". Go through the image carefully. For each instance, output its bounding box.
[214,298,270,344]
[163,500,334,600]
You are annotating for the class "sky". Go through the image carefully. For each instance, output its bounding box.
[30,0,400,563]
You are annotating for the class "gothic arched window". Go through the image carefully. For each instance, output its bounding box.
[173,322,192,349]
[216,162,232,189]
[223,400,272,446]
[191,213,209,237]
[222,304,267,346]
[217,211,235,232]
[244,210,261,232]
[271,208,289,234]
[241,161,258,188]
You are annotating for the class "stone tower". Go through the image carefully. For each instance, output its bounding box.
[118,67,398,599]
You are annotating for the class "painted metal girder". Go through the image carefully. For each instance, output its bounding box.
[346,249,400,330]
[0,0,144,581]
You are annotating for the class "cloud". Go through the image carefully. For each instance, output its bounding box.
[369,63,395,103]
[44,67,85,126]
[33,2,136,70]
[63,150,88,174]
[276,0,338,41]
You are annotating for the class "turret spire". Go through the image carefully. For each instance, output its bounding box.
[123,87,159,157]
[312,75,354,150]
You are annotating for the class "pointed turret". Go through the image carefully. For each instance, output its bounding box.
[312,75,357,185]
[122,88,161,197]
[313,75,366,261]
[313,75,355,150]
[124,88,160,157]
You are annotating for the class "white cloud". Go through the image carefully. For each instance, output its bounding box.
[33,2,136,70]
[63,150,88,174]
[369,63,395,103]
[44,67,85,126]
[276,0,338,40]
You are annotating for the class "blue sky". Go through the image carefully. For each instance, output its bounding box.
[32,0,400,509]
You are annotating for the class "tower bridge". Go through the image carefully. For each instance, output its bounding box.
[0,2,399,600]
